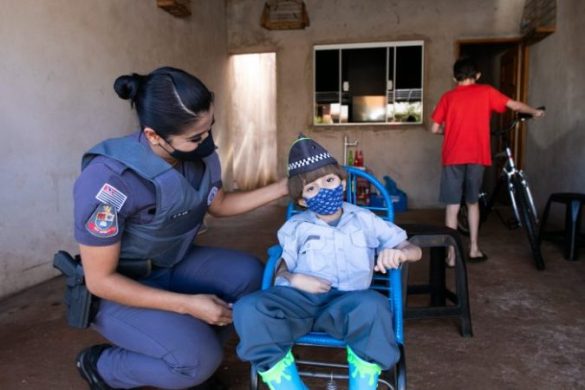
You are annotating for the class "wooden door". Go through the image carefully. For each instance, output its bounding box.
[499,45,525,168]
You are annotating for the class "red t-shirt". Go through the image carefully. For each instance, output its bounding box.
[432,84,510,166]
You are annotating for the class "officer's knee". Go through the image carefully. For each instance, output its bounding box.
[233,256,263,296]
[162,346,223,389]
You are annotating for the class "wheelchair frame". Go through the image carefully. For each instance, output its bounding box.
[249,167,407,390]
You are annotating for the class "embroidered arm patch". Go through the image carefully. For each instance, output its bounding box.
[95,183,127,212]
[86,203,119,238]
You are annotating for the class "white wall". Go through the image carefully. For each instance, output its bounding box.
[226,0,526,207]
[0,0,229,298]
[526,0,585,211]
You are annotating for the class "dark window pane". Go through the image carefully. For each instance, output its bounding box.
[315,50,339,92]
[396,46,422,89]
[342,48,386,96]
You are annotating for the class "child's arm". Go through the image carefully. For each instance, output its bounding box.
[276,261,332,293]
[506,100,545,117]
[374,240,422,274]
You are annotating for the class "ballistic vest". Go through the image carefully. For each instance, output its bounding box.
[82,133,221,267]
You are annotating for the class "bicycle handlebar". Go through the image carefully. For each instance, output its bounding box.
[492,106,545,137]
[518,106,546,121]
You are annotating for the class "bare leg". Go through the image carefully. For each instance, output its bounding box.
[445,204,460,266]
[466,202,484,258]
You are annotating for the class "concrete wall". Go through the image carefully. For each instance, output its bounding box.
[227,0,526,207]
[526,0,585,211]
[0,0,229,298]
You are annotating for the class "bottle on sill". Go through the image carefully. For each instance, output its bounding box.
[347,149,354,166]
[354,149,364,167]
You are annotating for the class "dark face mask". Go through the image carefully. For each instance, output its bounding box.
[168,132,217,161]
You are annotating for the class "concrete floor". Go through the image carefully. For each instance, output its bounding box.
[1,204,585,390]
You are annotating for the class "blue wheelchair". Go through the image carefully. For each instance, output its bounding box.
[249,166,407,390]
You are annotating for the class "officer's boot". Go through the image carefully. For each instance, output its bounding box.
[258,350,307,390]
[76,344,113,390]
[347,347,382,390]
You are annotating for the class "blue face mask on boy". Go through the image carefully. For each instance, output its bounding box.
[305,184,344,215]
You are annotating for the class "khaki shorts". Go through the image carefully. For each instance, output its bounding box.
[439,164,485,204]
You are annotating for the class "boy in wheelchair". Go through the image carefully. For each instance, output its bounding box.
[233,135,421,390]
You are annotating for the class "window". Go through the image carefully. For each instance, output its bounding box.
[314,41,424,126]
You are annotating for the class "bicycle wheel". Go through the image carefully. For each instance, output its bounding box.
[457,194,487,236]
[457,203,470,236]
[511,175,545,270]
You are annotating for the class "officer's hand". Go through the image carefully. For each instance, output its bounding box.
[187,294,233,326]
[375,248,408,273]
[290,273,331,293]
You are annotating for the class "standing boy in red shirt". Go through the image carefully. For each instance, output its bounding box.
[431,57,544,265]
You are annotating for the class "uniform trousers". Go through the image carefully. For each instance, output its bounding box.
[233,286,399,372]
[92,245,263,389]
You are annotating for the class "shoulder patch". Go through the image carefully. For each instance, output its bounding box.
[95,183,127,212]
[86,204,119,238]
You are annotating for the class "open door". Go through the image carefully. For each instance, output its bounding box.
[499,46,526,168]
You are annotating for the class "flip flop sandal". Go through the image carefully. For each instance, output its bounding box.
[467,253,488,263]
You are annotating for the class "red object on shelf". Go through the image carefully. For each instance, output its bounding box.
[353,149,365,167]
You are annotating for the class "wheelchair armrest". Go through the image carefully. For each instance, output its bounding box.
[389,267,404,345]
[262,245,283,290]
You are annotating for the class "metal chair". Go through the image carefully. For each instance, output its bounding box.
[250,166,406,390]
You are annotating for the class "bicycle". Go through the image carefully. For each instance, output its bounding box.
[457,107,546,270]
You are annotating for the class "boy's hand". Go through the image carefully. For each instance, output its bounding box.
[290,273,332,293]
[375,248,408,273]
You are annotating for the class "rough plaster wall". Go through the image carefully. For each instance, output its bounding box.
[0,0,229,298]
[227,0,525,207]
[526,0,585,211]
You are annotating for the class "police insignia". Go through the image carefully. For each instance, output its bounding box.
[86,204,119,238]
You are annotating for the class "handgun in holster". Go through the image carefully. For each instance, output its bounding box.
[52,251,95,328]
[53,251,152,329]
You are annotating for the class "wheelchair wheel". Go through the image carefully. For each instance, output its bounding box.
[512,175,545,270]
[249,365,259,390]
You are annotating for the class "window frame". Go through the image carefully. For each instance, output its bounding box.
[313,40,425,127]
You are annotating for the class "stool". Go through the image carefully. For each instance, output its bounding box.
[539,192,585,261]
[401,224,473,337]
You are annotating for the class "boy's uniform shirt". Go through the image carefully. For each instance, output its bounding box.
[276,202,407,291]
[432,83,510,166]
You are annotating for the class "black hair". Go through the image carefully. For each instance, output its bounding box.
[288,164,347,203]
[113,66,214,139]
[453,57,478,82]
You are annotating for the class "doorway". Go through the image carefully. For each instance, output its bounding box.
[456,39,528,194]
[229,52,277,190]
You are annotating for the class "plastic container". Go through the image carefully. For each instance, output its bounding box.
[383,175,408,212]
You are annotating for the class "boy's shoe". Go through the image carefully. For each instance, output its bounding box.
[259,350,307,390]
[76,344,113,390]
[347,347,381,390]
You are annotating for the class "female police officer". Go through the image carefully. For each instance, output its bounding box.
[73,66,287,389]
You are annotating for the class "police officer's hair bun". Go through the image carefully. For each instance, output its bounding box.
[113,73,144,101]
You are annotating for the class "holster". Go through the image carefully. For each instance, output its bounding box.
[52,251,152,329]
